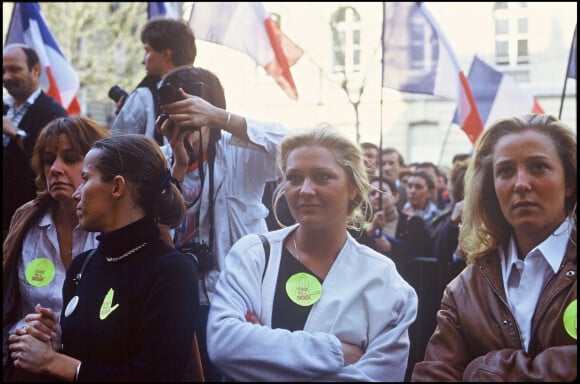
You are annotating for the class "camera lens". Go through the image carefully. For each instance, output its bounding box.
[157,84,179,105]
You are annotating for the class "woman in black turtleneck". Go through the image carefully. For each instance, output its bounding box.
[8,134,199,382]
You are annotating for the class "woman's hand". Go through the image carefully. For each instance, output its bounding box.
[374,235,392,254]
[371,211,385,230]
[450,200,464,225]
[17,304,61,350]
[160,88,219,130]
[9,324,80,381]
[8,331,54,373]
[245,310,262,325]
[341,341,363,366]
[366,211,385,237]
[156,110,191,183]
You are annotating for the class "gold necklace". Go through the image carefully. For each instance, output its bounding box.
[106,242,148,263]
[292,235,302,262]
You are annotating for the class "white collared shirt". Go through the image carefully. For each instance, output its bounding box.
[11,210,99,333]
[3,88,41,147]
[500,218,571,352]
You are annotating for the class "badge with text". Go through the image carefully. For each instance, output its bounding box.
[99,288,120,320]
[25,258,56,287]
[285,272,323,307]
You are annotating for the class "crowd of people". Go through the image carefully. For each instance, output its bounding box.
[3,16,576,383]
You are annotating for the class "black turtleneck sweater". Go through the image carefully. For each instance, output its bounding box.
[60,217,199,382]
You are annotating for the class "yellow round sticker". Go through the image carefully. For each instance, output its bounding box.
[563,299,577,340]
[25,258,56,287]
[285,272,323,307]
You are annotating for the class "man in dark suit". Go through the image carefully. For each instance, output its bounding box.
[3,43,68,237]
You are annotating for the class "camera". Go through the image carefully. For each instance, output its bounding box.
[156,81,203,131]
[108,85,129,103]
[157,81,203,105]
[178,240,213,273]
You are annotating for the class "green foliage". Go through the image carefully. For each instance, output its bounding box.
[3,2,153,104]
[39,2,149,103]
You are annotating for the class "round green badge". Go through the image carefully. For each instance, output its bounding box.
[285,272,323,307]
[25,258,56,287]
[563,299,577,340]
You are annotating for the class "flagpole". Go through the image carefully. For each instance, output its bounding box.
[558,73,569,121]
[377,3,389,213]
[559,25,576,119]
[188,2,196,20]
[437,122,453,167]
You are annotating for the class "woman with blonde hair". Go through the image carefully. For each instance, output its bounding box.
[412,114,577,381]
[208,125,417,381]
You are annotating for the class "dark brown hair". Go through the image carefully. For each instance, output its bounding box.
[91,134,185,227]
[141,17,197,67]
[31,116,110,199]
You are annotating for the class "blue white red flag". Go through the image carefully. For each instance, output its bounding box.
[148,2,178,19]
[382,2,483,144]
[566,26,576,79]
[189,2,303,100]
[453,56,544,129]
[5,2,81,115]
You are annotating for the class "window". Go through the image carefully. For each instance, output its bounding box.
[493,2,529,66]
[409,9,436,72]
[331,6,361,74]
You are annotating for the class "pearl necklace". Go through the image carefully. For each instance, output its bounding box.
[106,242,148,263]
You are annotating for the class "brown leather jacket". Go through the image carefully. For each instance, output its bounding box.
[412,235,577,382]
[3,198,48,360]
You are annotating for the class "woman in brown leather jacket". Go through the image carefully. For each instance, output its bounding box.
[3,117,110,382]
[412,114,576,382]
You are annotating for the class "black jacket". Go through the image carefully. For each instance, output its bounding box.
[3,91,67,231]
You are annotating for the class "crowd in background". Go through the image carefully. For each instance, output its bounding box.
[3,16,576,383]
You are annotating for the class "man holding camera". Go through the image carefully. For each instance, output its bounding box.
[110,17,196,146]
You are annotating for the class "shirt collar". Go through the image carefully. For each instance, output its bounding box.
[38,210,54,228]
[38,208,82,231]
[4,88,40,109]
[536,218,572,273]
[26,88,42,105]
[503,218,571,274]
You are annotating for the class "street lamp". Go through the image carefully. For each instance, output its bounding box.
[341,71,364,144]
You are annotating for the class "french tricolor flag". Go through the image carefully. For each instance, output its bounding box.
[454,56,544,130]
[147,2,178,19]
[382,2,484,144]
[5,2,81,115]
[565,25,576,79]
[189,2,303,100]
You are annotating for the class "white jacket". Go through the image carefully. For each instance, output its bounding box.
[208,224,418,382]
[111,86,158,140]
[161,118,287,302]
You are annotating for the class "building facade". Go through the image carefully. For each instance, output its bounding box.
[4,2,575,169]
[192,2,576,168]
